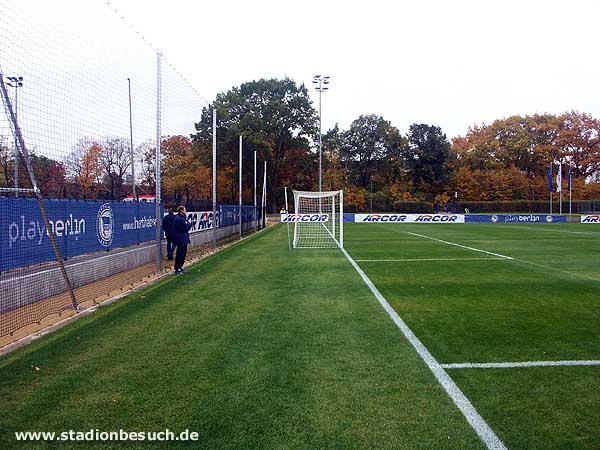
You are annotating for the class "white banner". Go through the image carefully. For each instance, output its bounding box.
[281,213,330,223]
[355,213,465,223]
[581,214,600,223]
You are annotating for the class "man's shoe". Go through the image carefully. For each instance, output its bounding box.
[175,269,183,275]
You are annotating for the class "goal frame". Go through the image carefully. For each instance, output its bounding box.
[290,190,343,249]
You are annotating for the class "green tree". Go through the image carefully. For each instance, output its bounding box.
[405,124,454,197]
[192,78,318,210]
[339,114,405,189]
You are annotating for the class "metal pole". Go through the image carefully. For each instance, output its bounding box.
[254,150,257,232]
[569,163,572,215]
[285,186,290,250]
[239,135,242,239]
[212,108,217,248]
[155,52,162,272]
[559,163,563,215]
[128,78,136,198]
[370,177,373,212]
[318,86,322,193]
[262,161,267,228]
[340,190,344,249]
[549,163,552,215]
[14,84,18,197]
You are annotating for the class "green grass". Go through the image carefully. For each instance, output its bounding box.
[1,222,598,449]
[0,226,485,450]
[345,222,600,448]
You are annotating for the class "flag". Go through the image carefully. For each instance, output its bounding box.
[547,164,553,192]
[568,163,572,191]
[556,163,562,192]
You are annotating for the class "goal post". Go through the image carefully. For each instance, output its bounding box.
[287,190,343,249]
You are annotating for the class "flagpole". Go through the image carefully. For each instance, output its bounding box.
[548,163,553,214]
[559,162,562,215]
[569,163,572,215]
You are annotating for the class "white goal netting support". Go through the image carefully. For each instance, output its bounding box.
[291,190,343,249]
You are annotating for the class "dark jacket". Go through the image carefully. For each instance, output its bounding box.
[171,213,192,245]
[162,212,175,239]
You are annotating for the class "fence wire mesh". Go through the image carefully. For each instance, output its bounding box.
[0,0,240,340]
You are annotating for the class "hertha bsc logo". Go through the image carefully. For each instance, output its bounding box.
[96,203,114,247]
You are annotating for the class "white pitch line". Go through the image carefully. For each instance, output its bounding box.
[355,257,506,262]
[442,360,600,369]
[407,232,513,260]
[341,247,507,450]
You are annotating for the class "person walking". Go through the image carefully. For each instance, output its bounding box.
[172,205,192,275]
[161,207,176,260]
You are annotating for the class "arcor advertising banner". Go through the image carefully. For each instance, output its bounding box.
[164,211,220,234]
[581,214,600,223]
[280,213,330,223]
[1,198,159,271]
[354,214,465,223]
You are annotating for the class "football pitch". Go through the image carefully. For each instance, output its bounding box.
[0,223,598,449]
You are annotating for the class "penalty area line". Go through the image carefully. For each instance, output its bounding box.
[407,232,513,260]
[341,247,507,450]
[355,257,506,262]
[442,360,600,369]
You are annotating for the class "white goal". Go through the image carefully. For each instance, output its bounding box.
[288,190,343,249]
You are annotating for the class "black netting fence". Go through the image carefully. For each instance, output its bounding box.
[0,0,263,339]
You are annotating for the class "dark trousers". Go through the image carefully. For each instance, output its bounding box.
[175,243,188,271]
[166,238,175,257]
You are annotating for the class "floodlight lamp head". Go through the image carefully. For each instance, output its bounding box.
[7,76,23,87]
[314,74,321,79]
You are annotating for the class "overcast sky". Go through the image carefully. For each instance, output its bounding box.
[37,0,600,141]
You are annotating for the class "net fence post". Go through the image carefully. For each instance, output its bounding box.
[155,51,162,273]
[254,150,257,232]
[212,108,217,249]
[239,135,242,240]
[0,72,77,309]
[285,186,291,250]
[340,190,344,249]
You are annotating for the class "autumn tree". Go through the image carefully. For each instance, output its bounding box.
[138,142,156,195]
[42,161,67,197]
[158,135,214,205]
[99,137,132,199]
[557,111,600,179]
[27,153,66,198]
[65,138,104,199]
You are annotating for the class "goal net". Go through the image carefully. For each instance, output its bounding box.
[289,190,343,249]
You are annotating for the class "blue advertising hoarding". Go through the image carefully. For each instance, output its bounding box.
[0,198,160,271]
[465,214,567,223]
